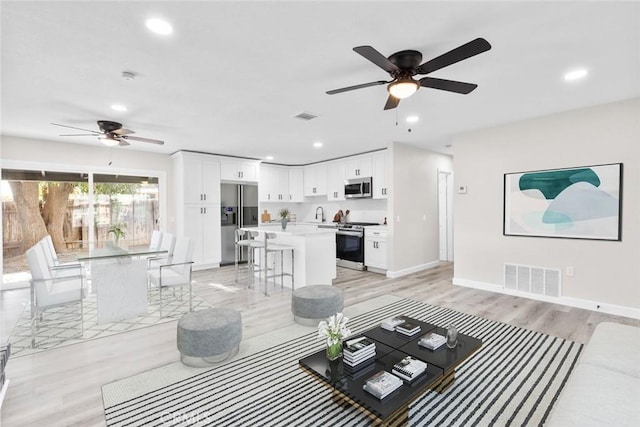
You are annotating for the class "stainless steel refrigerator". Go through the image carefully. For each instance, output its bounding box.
[220,184,258,265]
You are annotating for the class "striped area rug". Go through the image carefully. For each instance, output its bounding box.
[103,298,582,426]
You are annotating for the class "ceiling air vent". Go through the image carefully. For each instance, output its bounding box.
[293,111,318,121]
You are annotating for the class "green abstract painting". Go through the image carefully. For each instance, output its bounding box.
[504,163,622,240]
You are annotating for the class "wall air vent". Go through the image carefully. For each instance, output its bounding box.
[504,263,561,298]
[293,111,318,121]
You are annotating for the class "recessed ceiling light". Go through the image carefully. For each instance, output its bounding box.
[265,155,274,161]
[564,68,588,81]
[313,141,323,148]
[111,104,127,112]
[406,115,419,123]
[145,18,173,35]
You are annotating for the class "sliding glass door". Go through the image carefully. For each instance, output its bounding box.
[2,169,160,287]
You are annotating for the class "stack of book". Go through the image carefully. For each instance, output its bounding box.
[343,337,376,368]
[392,356,427,382]
[363,371,403,399]
[419,331,447,350]
[396,321,421,337]
[380,316,405,331]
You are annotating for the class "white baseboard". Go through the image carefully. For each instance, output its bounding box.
[386,260,441,279]
[453,277,640,320]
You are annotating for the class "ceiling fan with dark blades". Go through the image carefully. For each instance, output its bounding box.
[326,37,491,110]
[51,120,164,146]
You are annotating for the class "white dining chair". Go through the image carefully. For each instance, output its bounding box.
[149,230,163,251]
[148,236,194,317]
[26,243,86,348]
[147,232,176,269]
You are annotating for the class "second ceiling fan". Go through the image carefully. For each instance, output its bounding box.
[327,37,492,110]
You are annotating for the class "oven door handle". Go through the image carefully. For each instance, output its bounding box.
[337,230,364,237]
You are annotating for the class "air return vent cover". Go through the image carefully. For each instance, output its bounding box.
[293,111,318,121]
[504,263,561,298]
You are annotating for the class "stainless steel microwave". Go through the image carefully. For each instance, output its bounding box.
[344,177,372,199]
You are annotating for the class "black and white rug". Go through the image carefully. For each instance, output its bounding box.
[102,296,582,426]
[9,288,210,357]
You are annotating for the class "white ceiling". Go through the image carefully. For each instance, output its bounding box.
[1,1,639,165]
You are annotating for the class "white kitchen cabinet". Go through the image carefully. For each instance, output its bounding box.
[176,153,221,204]
[221,159,259,182]
[345,154,373,179]
[365,228,387,272]
[326,161,346,201]
[259,164,289,202]
[183,204,221,267]
[372,150,389,199]
[288,167,304,202]
[172,151,223,269]
[303,163,327,196]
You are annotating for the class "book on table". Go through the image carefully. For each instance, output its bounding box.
[343,353,376,367]
[343,348,376,364]
[380,316,406,331]
[344,337,376,355]
[363,371,403,399]
[396,321,421,336]
[419,332,447,350]
[392,356,427,382]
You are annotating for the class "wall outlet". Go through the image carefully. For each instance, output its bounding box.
[396,215,400,223]
[566,266,574,277]
[423,214,426,221]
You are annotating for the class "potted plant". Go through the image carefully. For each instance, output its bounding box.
[279,208,289,230]
[107,223,126,245]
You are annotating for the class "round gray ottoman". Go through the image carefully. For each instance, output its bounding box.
[177,308,242,367]
[291,285,344,326]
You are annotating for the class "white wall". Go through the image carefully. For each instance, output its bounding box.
[453,97,640,316]
[0,135,173,230]
[388,142,453,276]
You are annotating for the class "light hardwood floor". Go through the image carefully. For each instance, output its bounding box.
[1,263,638,426]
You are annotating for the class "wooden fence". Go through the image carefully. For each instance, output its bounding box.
[3,198,159,257]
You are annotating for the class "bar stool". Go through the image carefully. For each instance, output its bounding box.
[234,229,264,286]
[262,232,295,296]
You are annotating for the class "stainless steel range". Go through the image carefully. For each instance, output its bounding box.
[335,222,379,270]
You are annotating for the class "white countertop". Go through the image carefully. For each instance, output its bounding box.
[246,223,336,236]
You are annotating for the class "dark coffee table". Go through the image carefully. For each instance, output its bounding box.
[299,316,482,424]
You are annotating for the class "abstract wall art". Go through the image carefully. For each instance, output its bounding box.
[503,163,622,240]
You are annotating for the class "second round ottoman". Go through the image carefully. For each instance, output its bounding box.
[291,285,344,326]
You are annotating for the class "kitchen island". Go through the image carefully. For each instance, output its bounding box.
[244,223,336,289]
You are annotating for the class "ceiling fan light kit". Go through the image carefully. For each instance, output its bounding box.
[98,134,120,147]
[327,37,492,110]
[388,78,419,99]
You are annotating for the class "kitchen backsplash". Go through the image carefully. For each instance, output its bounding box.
[260,198,388,225]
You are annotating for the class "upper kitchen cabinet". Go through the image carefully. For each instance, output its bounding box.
[345,154,373,179]
[326,161,346,201]
[303,163,327,196]
[259,164,289,202]
[173,152,221,205]
[288,167,304,202]
[220,158,259,182]
[372,150,389,199]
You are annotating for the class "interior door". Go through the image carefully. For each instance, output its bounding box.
[438,170,454,261]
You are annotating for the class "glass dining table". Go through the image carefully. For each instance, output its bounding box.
[75,241,168,324]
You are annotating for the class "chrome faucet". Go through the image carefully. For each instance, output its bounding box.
[315,206,325,222]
